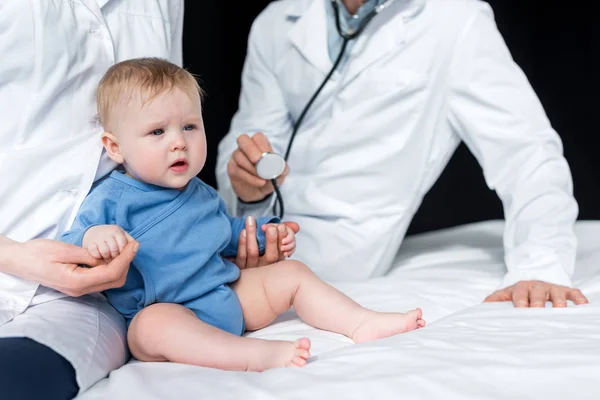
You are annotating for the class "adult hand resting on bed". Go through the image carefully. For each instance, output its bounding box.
[231,216,300,269]
[484,280,588,308]
[0,235,138,297]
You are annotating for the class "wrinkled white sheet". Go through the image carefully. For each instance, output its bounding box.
[78,220,600,400]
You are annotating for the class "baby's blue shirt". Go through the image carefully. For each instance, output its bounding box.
[60,171,278,330]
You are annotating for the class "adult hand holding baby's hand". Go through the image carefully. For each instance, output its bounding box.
[1,237,138,297]
[83,225,134,263]
[262,222,297,258]
[233,217,299,269]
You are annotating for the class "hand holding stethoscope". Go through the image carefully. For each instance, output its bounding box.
[227,132,288,208]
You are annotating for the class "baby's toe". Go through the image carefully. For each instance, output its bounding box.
[294,337,311,351]
[408,308,423,320]
[293,355,308,367]
[295,348,310,360]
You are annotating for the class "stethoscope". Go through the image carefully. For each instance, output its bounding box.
[254,0,398,218]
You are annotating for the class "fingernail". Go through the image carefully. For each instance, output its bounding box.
[278,224,286,233]
[133,243,139,253]
[247,216,254,226]
[242,229,247,238]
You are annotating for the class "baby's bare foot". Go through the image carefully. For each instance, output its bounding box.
[351,308,425,344]
[247,338,311,372]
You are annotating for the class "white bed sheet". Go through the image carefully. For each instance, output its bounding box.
[78,220,600,400]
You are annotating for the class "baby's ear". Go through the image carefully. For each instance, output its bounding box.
[101,132,124,164]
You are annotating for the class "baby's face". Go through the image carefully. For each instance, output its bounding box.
[112,87,207,190]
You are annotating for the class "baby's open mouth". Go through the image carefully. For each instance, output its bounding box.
[170,159,188,172]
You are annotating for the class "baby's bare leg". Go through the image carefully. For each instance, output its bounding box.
[233,261,425,343]
[127,303,310,371]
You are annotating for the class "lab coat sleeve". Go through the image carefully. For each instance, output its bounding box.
[219,198,281,258]
[215,6,292,217]
[59,188,119,248]
[447,3,578,289]
[169,1,184,66]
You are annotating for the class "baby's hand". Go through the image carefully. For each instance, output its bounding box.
[261,222,298,258]
[82,225,134,263]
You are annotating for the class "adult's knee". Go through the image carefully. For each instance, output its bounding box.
[0,337,79,400]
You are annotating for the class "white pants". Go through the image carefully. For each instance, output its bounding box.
[0,294,128,393]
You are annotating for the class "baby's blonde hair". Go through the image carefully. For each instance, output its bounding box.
[97,57,204,130]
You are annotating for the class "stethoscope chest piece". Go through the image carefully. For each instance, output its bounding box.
[256,152,286,180]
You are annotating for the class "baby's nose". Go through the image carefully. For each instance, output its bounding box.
[170,134,187,151]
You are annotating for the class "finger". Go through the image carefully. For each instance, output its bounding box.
[260,225,280,266]
[529,283,548,308]
[550,286,567,308]
[103,240,137,281]
[276,226,286,261]
[566,288,589,305]
[483,289,511,303]
[124,231,135,242]
[88,244,102,260]
[251,132,274,153]
[229,162,267,187]
[512,284,530,308]
[97,241,112,262]
[233,149,259,175]
[57,242,101,267]
[277,224,288,240]
[281,242,295,252]
[281,234,294,245]
[237,134,265,164]
[245,217,259,268]
[235,229,248,269]
[115,233,128,253]
[107,237,121,260]
[282,221,300,233]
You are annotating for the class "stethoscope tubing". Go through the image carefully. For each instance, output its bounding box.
[269,0,396,218]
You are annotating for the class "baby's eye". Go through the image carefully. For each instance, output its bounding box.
[150,129,164,136]
[183,124,196,131]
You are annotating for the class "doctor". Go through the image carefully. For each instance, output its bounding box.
[217,0,589,308]
[0,1,189,399]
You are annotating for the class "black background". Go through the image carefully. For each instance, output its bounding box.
[182,0,599,235]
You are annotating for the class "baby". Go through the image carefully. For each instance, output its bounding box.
[60,58,425,372]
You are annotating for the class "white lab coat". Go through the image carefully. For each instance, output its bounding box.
[0,0,183,392]
[216,0,578,288]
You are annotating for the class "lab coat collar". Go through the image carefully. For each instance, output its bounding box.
[284,0,425,18]
[95,0,111,8]
[286,0,426,81]
[287,0,332,76]
[80,0,111,23]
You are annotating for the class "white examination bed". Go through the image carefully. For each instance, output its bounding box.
[77,220,600,400]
